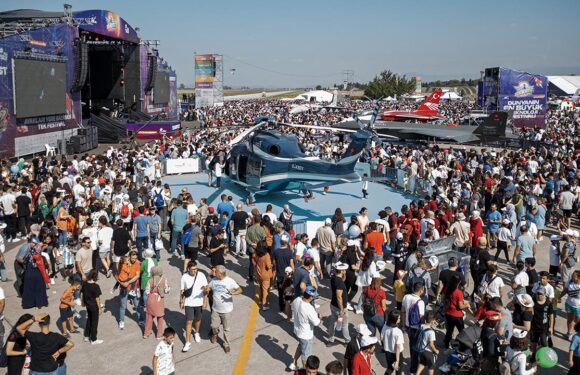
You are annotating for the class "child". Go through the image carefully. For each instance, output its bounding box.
[61,238,76,280]
[394,270,406,311]
[59,280,81,337]
[362,174,369,199]
[153,327,176,375]
[416,311,439,375]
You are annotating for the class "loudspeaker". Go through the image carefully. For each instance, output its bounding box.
[77,128,87,136]
[71,39,88,92]
[144,55,157,93]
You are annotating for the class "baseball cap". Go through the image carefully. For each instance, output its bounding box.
[325,218,332,225]
[208,207,214,214]
[360,335,378,347]
[355,324,372,336]
[334,262,349,271]
[535,286,546,295]
[512,328,527,339]
[284,266,293,274]
[305,286,319,298]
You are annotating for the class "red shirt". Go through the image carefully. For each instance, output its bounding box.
[352,351,372,375]
[364,232,385,255]
[363,287,386,316]
[445,288,464,318]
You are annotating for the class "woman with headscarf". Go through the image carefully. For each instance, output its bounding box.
[469,210,484,249]
[56,200,72,249]
[21,240,49,309]
[144,266,169,339]
[252,240,273,310]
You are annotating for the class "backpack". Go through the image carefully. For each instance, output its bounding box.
[362,292,376,316]
[182,224,193,246]
[412,326,433,352]
[154,190,164,208]
[120,204,130,218]
[407,299,422,327]
[499,352,525,375]
[406,268,427,291]
[477,275,497,296]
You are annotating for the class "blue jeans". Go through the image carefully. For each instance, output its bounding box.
[31,363,66,375]
[170,231,182,255]
[119,289,140,323]
[73,273,82,299]
[0,261,7,281]
[363,313,385,337]
[58,231,68,249]
[135,237,149,261]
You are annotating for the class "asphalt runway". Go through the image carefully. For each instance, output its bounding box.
[0,173,573,374]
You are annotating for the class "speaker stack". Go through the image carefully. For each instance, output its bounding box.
[69,127,99,154]
[144,55,157,93]
[71,39,89,92]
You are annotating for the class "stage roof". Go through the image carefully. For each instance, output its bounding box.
[0,9,139,43]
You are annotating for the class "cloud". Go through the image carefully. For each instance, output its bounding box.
[290,58,304,63]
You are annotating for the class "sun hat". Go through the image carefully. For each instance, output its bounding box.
[516,293,534,308]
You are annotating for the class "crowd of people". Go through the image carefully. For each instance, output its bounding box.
[0,99,578,375]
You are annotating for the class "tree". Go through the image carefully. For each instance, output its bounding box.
[315,85,323,90]
[364,70,415,99]
[179,83,185,89]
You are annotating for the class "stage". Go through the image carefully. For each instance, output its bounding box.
[164,170,410,223]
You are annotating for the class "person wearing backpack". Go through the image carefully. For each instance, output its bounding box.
[504,329,537,375]
[401,282,426,375]
[406,262,430,305]
[415,311,438,375]
[362,275,387,337]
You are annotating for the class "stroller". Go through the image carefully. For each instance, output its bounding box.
[439,325,481,375]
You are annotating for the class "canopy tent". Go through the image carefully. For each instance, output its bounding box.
[548,76,580,96]
[383,96,397,102]
[441,91,462,100]
[293,90,334,103]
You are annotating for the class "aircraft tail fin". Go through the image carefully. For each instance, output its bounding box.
[473,111,508,137]
[417,88,442,113]
[339,130,369,165]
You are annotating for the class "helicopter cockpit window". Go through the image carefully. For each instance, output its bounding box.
[267,144,280,156]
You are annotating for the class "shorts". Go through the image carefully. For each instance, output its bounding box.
[563,209,572,218]
[297,337,313,362]
[99,250,111,258]
[419,351,436,369]
[112,255,122,263]
[184,247,199,261]
[185,306,202,321]
[60,307,73,321]
[565,303,580,317]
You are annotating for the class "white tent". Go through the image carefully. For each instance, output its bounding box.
[384,96,396,102]
[441,91,462,100]
[293,90,334,103]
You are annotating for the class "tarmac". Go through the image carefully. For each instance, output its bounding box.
[0,173,574,374]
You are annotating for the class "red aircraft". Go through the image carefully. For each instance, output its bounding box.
[380,89,445,122]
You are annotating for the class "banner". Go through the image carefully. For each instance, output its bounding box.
[498,67,548,128]
[194,54,214,89]
[165,158,200,174]
[0,23,81,159]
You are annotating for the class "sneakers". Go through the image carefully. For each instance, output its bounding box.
[91,340,103,345]
[355,308,363,315]
[83,337,89,342]
[224,346,231,354]
[73,311,81,319]
[194,333,201,343]
[346,303,354,311]
[182,342,191,352]
[119,321,125,330]
[289,363,299,371]
[210,335,217,344]
[50,278,55,285]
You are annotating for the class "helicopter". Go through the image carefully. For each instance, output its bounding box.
[224,106,386,203]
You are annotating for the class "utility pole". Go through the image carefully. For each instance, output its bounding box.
[342,69,354,90]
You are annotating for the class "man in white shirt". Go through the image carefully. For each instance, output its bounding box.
[180,260,208,352]
[531,271,555,300]
[205,265,241,353]
[0,188,17,242]
[401,282,426,374]
[289,286,321,371]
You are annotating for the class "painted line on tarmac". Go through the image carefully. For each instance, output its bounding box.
[232,291,260,375]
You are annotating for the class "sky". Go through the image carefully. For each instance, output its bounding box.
[2,0,579,88]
